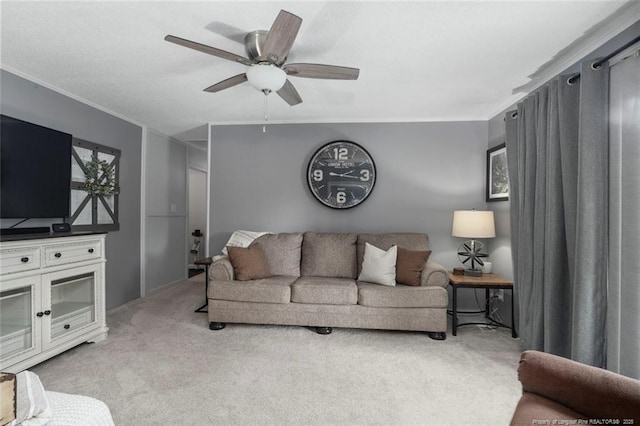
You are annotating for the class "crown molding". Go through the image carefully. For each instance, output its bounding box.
[0,65,145,128]
[207,116,487,127]
[512,1,640,95]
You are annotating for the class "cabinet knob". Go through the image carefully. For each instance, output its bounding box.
[36,312,44,317]
[54,252,62,258]
[64,324,70,330]
[44,310,51,316]
[88,248,94,253]
[21,257,29,263]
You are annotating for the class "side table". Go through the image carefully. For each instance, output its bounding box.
[449,272,517,338]
[194,257,212,313]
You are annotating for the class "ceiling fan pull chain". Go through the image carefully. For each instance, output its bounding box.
[263,91,269,133]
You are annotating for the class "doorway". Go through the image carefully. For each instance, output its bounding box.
[188,167,207,276]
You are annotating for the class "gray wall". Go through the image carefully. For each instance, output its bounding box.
[188,145,208,172]
[209,121,489,309]
[486,110,515,326]
[188,145,208,260]
[1,70,142,309]
[145,129,188,293]
[487,114,513,280]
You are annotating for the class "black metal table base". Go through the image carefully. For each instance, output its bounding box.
[194,261,211,313]
[194,302,208,313]
[451,286,517,338]
[451,314,512,332]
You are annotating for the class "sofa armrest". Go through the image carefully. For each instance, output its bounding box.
[209,256,235,281]
[517,350,640,421]
[420,260,448,288]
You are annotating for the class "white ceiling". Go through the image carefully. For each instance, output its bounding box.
[0,1,634,143]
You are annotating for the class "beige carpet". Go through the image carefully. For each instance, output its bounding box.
[32,274,522,425]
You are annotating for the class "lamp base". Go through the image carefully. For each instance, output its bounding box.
[464,268,483,277]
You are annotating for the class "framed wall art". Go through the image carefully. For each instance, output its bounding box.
[70,138,121,231]
[486,143,509,202]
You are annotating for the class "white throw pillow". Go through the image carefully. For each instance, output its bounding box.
[358,243,397,286]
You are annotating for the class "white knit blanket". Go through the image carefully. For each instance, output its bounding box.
[220,230,271,255]
[11,371,114,426]
[45,392,114,426]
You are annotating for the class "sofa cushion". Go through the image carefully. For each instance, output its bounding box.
[253,233,303,277]
[396,247,432,286]
[357,243,397,286]
[208,276,297,304]
[357,282,447,308]
[291,277,357,305]
[357,233,430,275]
[301,233,358,278]
[227,244,271,281]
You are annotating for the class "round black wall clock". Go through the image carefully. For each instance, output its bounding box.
[307,140,376,209]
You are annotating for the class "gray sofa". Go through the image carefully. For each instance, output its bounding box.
[207,232,450,339]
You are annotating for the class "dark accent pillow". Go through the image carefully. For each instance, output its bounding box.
[227,244,271,281]
[396,247,432,286]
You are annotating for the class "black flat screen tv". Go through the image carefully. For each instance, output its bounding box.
[1,115,72,219]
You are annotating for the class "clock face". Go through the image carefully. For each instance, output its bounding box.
[307,141,376,209]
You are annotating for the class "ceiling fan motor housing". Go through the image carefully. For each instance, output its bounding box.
[245,30,282,64]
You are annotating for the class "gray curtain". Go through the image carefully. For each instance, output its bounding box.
[505,59,609,367]
[607,52,640,379]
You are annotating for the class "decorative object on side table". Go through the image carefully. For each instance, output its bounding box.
[307,140,376,209]
[452,210,495,276]
[486,143,509,202]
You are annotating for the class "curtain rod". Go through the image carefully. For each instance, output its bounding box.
[507,34,640,119]
[567,34,640,84]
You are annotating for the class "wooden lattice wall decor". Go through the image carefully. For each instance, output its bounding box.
[69,138,121,231]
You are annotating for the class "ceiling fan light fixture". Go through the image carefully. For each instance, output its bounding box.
[246,64,286,94]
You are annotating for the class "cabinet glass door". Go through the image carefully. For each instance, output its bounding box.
[49,271,96,342]
[0,277,41,368]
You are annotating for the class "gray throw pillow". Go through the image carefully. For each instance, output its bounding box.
[253,233,303,276]
[301,232,358,278]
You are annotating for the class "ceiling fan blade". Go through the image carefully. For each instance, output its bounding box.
[164,35,252,66]
[203,74,248,93]
[284,63,360,80]
[205,21,248,44]
[262,10,302,65]
[277,80,303,106]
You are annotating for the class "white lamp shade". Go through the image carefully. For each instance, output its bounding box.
[452,210,496,238]
[246,64,286,92]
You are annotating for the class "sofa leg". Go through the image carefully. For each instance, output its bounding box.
[427,331,446,340]
[315,327,333,335]
[209,322,226,330]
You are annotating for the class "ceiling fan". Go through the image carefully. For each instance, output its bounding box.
[164,10,360,106]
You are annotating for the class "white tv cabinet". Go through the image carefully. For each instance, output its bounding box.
[0,233,108,373]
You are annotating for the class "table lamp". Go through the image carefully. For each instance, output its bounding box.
[452,210,495,276]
